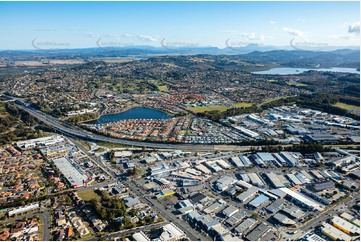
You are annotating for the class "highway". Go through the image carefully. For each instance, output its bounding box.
[13,101,220,151]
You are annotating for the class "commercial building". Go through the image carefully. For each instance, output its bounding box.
[229,157,244,168]
[314,152,324,162]
[328,155,355,167]
[282,206,305,219]
[248,173,265,187]
[234,218,257,235]
[159,223,187,241]
[321,222,352,241]
[53,157,88,188]
[215,176,236,192]
[266,199,284,214]
[286,174,303,185]
[331,216,360,235]
[263,172,284,188]
[225,211,247,227]
[245,223,271,241]
[205,160,223,173]
[195,164,212,174]
[309,170,324,180]
[273,213,296,226]
[279,152,299,167]
[203,201,224,214]
[340,212,361,227]
[15,135,65,150]
[279,187,324,211]
[310,181,335,192]
[257,153,278,163]
[236,187,259,203]
[248,194,269,208]
[251,154,266,167]
[236,180,253,190]
[222,205,239,218]
[300,188,332,205]
[132,231,150,241]
[239,155,253,167]
[216,159,232,169]
[272,153,288,166]
[304,233,326,241]
[234,126,259,138]
[156,189,175,199]
[304,134,342,143]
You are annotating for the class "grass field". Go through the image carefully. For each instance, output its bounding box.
[187,105,229,113]
[96,141,131,149]
[77,190,100,201]
[232,102,253,108]
[286,81,308,87]
[333,102,360,112]
[157,85,169,91]
[261,96,291,105]
[267,79,278,83]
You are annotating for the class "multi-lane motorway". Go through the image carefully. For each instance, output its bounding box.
[12,100,221,151]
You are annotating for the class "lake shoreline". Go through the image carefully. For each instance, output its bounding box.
[86,106,173,125]
[252,67,360,75]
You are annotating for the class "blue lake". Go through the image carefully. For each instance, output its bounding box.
[252,67,360,75]
[89,107,172,124]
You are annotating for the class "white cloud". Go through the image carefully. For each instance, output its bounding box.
[283,27,304,37]
[137,35,159,42]
[348,22,360,35]
[269,20,276,25]
[297,18,305,22]
[242,32,265,41]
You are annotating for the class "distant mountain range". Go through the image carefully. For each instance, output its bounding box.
[0,44,359,56]
[0,45,359,69]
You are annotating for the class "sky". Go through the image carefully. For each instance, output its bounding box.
[0,1,359,50]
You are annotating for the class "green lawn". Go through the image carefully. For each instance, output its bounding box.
[95,147,105,153]
[96,141,131,149]
[333,102,360,112]
[77,190,100,201]
[187,105,229,113]
[74,139,91,150]
[232,102,253,108]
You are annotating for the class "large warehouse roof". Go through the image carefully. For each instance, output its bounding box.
[279,187,324,211]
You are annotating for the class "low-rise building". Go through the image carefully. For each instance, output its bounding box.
[321,222,352,241]
[222,205,239,218]
[236,187,259,203]
[132,231,150,241]
[332,216,360,235]
[234,218,257,235]
[245,223,271,241]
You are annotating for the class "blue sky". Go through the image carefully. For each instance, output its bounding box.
[0,1,359,50]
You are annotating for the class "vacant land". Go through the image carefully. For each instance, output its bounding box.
[187,105,229,113]
[333,102,360,112]
[157,85,169,91]
[77,190,100,201]
[233,102,253,108]
[261,96,288,105]
[286,81,308,87]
